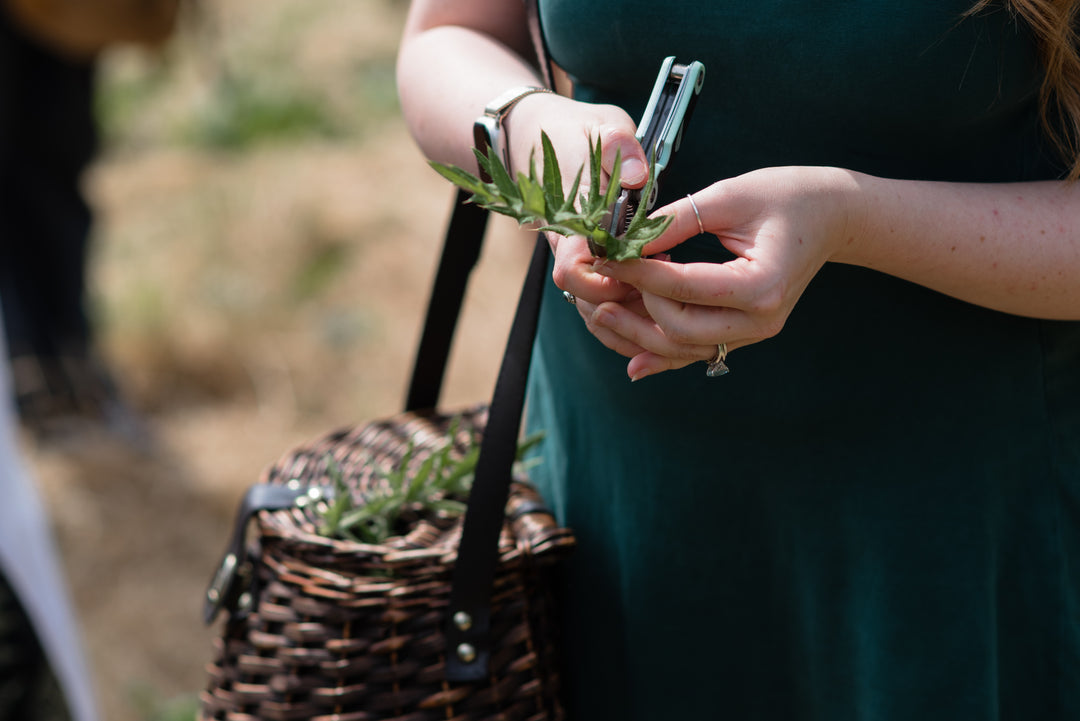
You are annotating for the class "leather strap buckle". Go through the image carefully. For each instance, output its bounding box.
[202,481,335,625]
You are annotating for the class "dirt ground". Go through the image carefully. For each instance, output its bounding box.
[22,3,534,719]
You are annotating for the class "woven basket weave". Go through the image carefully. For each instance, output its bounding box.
[200,405,574,721]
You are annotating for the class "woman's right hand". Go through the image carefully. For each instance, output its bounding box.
[503,91,654,350]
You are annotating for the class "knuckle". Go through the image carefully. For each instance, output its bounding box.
[667,276,697,303]
[744,285,788,339]
[595,115,638,143]
[678,345,705,361]
[582,314,602,335]
[760,318,786,340]
[757,312,787,339]
[664,323,696,345]
[551,264,571,291]
[749,286,785,317]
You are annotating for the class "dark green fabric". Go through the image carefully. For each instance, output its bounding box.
[526,2,1080,719]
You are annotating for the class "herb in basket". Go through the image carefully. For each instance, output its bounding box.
[316,419,544,544]
[429,131,671,261]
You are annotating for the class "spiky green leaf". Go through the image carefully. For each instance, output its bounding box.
[586,135,603,208]
[561,165,584,215]
[601,147,623,215]
[541,133,563,212]
[429,161,491,199]
[428,130,671,258]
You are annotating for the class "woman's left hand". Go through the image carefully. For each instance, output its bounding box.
[589,166,860,380]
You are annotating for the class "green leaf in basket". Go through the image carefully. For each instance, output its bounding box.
[314,414,545,546]
[315,455,350,538]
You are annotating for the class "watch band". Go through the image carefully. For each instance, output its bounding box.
[472,85,554,180]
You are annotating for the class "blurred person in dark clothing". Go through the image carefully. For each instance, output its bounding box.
[0,3,178,719]
[0,1,175,443]
[0,5,108,441]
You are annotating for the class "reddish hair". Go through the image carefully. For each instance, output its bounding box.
[968,0,1080,178]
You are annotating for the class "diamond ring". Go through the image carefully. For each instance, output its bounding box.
[706,343,729,377]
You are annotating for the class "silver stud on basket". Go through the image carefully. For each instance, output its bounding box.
[456,643,477,663]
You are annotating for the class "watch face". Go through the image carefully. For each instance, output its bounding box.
[474,117,496,151]
[473,117,502,181]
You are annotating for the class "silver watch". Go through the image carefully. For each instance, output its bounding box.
[472,86,553,180]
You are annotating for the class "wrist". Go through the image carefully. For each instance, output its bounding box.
[502,91,568,173]
[825,167,872,266]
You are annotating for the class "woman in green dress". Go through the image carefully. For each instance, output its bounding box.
[397,1,1080,718]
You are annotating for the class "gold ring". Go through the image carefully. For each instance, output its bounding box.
[706,343,729,377]
[687,194,705,235]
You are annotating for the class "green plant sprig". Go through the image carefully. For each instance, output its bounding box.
[315,418,545,545]
[430,131,671,261]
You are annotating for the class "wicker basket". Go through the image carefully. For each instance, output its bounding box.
[200,405,574,721]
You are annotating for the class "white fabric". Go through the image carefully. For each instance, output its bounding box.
[0,321,99,721]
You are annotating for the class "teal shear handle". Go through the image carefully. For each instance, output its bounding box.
[598,56,705,254]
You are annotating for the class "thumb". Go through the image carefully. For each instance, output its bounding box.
[597,125,648,188]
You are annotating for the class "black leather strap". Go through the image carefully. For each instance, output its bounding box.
[401,185,550,682]
[405,0,552,413]
[444,235,549,681]
[433,0,554,682]
[404,189,488,413]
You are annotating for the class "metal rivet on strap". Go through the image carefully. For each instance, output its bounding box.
[452,611,473,631]
[456,643,477,663]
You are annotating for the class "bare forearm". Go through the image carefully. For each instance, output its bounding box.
[836,172,1080,319]
[396,16,541,169]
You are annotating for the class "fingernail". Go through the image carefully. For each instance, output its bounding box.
[620,157,647,185]
[630,370,649,382]
[592,260,613,275]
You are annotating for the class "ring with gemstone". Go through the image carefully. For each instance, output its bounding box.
[706,343,729,377]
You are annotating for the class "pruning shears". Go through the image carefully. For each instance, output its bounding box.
[591,56,706,257]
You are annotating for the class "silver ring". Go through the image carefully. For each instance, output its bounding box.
[687,194,705,235]
[706,343,730,377]
[562,291,577,305]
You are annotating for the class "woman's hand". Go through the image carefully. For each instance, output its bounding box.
[504,91,656,339]
[588,166,861,380]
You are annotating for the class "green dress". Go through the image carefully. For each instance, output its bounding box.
[526,2,1080,719]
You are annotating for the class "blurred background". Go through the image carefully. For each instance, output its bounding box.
[17,1,532,718]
